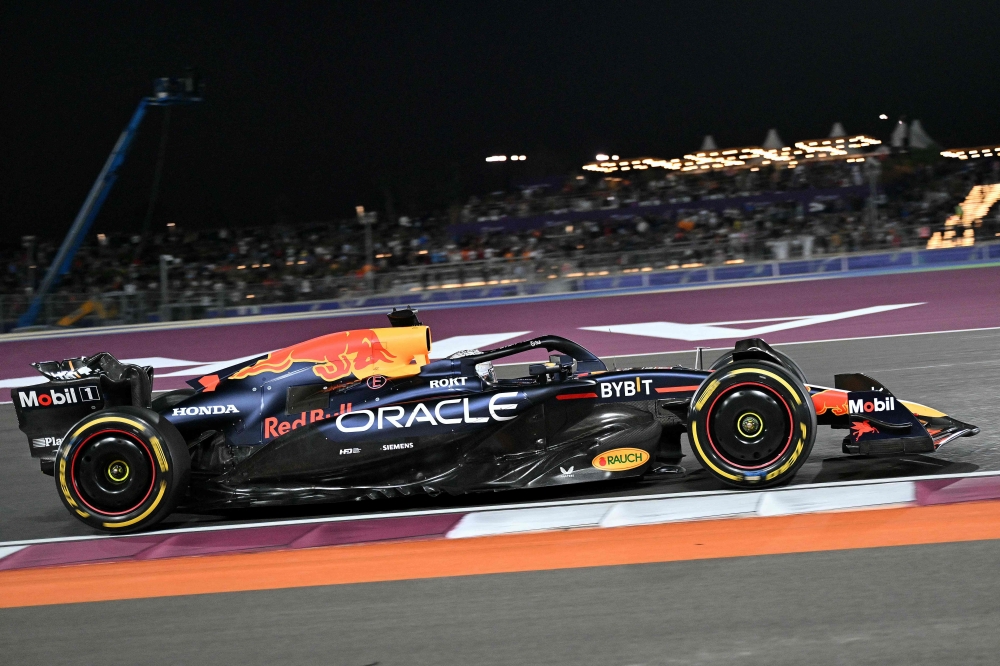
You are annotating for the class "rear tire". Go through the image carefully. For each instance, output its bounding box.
[55,407,190,533]
[688,361,816,489]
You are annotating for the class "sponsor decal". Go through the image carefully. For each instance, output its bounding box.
[367,375,389,389]
[599,377,652,399]
[265,409,328,440]
[198,374,221,392]
[230,329,395,382]
[429,377,468,388]
[336,392,520,433]
[31,436,62,448]
[848,396,896,414]
[18,386,99,408]
[559,466,574,475]
[340,447,361,455]
[653,384,701,394]
[47,367,93,380]
[79,385,100,401]
[556,392,598,400]
[811,389,850,416]
[592,447,648,472]
[382,442,414,451]
[172,405,240,416]
[851,420,879,441]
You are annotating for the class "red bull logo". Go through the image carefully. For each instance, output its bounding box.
[851,420,879,441]
[811,389,850,417]
[230,329,395,382]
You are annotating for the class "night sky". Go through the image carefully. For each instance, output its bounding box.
[3,1,999,239]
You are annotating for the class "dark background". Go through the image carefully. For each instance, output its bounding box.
[2,1,996,238]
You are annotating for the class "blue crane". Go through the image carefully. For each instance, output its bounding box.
[17,76,203,328]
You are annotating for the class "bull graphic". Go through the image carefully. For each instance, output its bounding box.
[850,420,879,441]
[812,389,850,417]
[230,329,396,382]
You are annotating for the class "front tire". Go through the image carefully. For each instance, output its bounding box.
[688,361,816,489]
[55,407,190,533]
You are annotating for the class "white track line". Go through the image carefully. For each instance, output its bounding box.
[4,325,998,405]
[589,325,1000,362]
[1,469,996,549]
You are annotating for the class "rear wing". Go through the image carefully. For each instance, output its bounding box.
[12,353,153,462]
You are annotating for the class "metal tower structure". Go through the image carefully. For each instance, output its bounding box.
[17,76,203,328]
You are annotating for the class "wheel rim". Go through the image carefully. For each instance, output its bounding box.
[706,382,793,470]
[71,430,156,516]
[107,460,130,482]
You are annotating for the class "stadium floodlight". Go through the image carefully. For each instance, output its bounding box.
[596,153,609,160]
[485,155,507,162]
[879,114,888,119]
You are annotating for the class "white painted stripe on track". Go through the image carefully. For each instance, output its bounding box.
[1,470,996,549]
[0,545,28,560]
[2,325,998,403]
[591,325,1000,361]
[2,323,998,404]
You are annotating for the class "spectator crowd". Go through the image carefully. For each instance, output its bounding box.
[2,153,999,320]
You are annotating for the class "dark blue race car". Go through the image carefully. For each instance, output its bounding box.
[13,308,978,532]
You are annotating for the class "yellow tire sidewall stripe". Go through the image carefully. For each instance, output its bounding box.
[103,481,167,529]
[691,366,809,482]
[60,415,170,527]
[725,368,803,405]
[72,416,146,439]
[689,422,742,481]
[149,435,169,472]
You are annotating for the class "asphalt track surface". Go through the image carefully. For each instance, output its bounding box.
[3,326,999,542]
[4,540,1000,665]
[3,275,1000,665]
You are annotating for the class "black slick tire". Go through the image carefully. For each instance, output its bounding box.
[688,360,816,489]
[54,406,190,533]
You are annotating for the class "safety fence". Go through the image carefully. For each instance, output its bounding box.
[1,241,998,332]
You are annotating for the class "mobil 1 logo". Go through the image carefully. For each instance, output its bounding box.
[845,389,924,444]
[17,385,101,409]
[847,390,897,416]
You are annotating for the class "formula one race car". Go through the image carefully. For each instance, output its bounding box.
[13,308,979,532]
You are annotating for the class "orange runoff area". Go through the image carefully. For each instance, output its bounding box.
[4,500,1000,609]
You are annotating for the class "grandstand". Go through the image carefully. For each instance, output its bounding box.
[3,124,1000,330]
[581,129,881,174]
